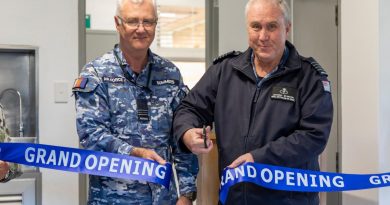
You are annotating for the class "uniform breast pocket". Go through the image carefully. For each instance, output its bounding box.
[150,96,173,134]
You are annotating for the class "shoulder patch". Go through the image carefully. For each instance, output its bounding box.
[304,57,328,76]
[72,77,98,93]
[213,51,242,65]
[73,77,88,89]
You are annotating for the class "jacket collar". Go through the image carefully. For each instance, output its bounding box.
[231,41,301,83]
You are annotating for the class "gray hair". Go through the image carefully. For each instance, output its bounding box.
[245,0,291,24]
[116,0,157,17]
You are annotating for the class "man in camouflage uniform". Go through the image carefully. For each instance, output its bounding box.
[0,104,10,181]
[0,104,8,143]
[73,0,198,204]
[0,104,21,183]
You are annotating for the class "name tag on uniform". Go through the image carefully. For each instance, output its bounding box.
[102,77,125,83]
[271,86,297,102]
[136,98,150,122]
[152,79,179,86]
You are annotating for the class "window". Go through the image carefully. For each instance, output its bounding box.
[157,6,205,49]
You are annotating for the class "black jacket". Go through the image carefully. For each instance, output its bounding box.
[173,42,333,205]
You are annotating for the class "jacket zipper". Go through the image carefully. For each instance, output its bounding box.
[243,86,260,205]
[242,69,288,205]
[244,70,289,150]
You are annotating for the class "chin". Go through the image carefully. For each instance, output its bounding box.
[130,43,149,50]
[256,52,272,59]
[258,55,275,63]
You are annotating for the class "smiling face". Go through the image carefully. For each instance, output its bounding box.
[115,0,157,54]
[246,0,291,66]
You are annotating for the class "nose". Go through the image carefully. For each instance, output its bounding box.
[135,24,146,33]
[259,29,269,41]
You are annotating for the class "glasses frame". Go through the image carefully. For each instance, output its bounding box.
[117,16,158,29]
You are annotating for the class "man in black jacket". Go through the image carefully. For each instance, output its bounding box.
[173,0,333,204]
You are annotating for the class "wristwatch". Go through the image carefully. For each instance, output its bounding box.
[182,191,197,201]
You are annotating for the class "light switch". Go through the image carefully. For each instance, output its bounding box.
[54,82,69,103]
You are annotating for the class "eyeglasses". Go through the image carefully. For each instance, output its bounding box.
[117,16,157,29]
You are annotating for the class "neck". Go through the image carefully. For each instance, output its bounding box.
[253,53,283,78]
[120,44,148,73]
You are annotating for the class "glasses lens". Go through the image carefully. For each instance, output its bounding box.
[118,16,157,29]
[142,20,156,27]
[127,19,140,27]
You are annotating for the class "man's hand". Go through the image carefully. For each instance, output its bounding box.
[176,196,192,205]
[131,147,166,165]
[0,160,9,180]
[227,153,254,168]
[182,126,213,154]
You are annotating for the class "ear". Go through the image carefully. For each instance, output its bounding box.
[114,16,121,27]
[286,22,292,34]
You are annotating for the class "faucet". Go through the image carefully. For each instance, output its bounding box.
[0,88,24,137]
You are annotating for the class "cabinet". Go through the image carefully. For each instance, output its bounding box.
[0,173,41,205]
[0,45,40,205]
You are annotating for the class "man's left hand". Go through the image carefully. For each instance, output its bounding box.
[228,153,254,168]
[176,196,192,205]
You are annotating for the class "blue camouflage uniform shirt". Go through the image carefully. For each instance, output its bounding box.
[73,44,198,205]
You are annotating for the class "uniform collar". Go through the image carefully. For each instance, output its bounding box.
[114,44,156,67]
[231,41,302,83]
[250,47,289,85]
[114,44,156,89]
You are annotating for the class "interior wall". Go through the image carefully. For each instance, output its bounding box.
[218,0,247,54]
[379,0,390,204]
[340,0,383,204]
[86,0,117,30]
[0,1,79,205]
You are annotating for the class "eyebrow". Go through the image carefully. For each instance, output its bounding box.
[249,20,279,25]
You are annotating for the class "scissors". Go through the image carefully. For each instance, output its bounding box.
[202,125,208,148]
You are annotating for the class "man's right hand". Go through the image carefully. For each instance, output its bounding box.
[131,147,166,165]
[182,126,213,154]
[0,160,9,180]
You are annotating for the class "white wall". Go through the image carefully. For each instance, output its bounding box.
[379,0,390,204]
[0,0,79,205]
[341,0,390,205]
[86,0,117,30]
[340,0,384,204]
[218,0,247,54]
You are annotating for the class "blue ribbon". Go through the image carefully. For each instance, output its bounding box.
[220,162,390,204]
[0,143,172,188]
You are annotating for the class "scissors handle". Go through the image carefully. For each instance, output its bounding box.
[202,125,208,148]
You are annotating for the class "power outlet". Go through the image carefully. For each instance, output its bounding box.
[54,82,69,103]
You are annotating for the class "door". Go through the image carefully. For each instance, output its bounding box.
[290,0,340,204]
